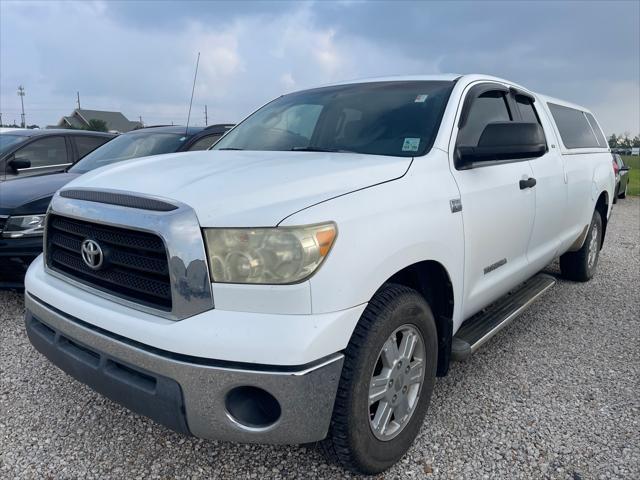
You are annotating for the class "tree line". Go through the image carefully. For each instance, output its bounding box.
[608,133,640,149]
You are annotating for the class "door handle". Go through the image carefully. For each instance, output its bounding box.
[519,177,537,189]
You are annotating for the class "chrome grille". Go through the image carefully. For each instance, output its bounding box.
[46,214,172,310]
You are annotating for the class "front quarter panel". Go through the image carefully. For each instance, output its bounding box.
[280,149,464,328]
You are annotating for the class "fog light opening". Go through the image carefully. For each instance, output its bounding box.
[225,386,281,429]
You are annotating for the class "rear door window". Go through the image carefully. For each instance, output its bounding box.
[548,103,600,149]
[14,136,69,168]
[74,135,111,159]
[187,134,223,151]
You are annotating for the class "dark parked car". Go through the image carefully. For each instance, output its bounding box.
[612,153,631,202]
[0,124,233,288]
[1,129,115,181]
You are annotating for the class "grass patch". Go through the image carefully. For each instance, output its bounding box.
[621,155,640,196]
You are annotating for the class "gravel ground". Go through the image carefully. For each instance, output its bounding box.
[1,198,639,480]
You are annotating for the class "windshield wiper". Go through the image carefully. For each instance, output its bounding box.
[291,146,354,153]
[218,147,244,150]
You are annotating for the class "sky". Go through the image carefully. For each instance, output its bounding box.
[1,0,638,135]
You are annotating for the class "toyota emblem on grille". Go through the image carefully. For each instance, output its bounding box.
[81,239,104,270]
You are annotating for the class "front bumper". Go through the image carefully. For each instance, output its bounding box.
[25,293,344,444]
[0,235,43,287]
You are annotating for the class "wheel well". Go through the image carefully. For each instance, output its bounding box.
[596,192,608,248]
[386,261,454,377]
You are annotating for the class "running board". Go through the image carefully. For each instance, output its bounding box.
[451,273,556,361]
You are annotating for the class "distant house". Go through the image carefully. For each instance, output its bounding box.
[55,109,142,133]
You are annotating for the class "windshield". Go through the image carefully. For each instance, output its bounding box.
[214,81,454,157]
[70,132,188,173]
[0,134,28,156]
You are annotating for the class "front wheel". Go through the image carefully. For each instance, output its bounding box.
[322,284,438,474]
[560,209,602,282]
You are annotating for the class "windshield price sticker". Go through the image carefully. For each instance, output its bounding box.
[402,138,421,152]
[414,94,429,103]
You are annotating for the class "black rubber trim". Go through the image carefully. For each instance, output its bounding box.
[60,189,178,212]
[27,293,343,373]
[436,314,453,376]
[25,311,191,435]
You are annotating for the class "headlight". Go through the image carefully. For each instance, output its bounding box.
[2,214,46,238]
[203,223,337,284]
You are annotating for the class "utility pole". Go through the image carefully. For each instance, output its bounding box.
[204,105,208,126]
[77,91,81,109]
[17,85,26,128]
[139,115,143,127]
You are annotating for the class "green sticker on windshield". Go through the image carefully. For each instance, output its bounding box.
[402,138,420,152]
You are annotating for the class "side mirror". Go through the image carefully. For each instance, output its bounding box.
[620,165,630,172]
[457,122,547,169]
[8,158,31,172]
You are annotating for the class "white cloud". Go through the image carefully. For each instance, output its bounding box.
[0,1,439,127]
[590,81,640,136]
[280,72,296,90]
[313,29,341,75]
[6,1,633,134]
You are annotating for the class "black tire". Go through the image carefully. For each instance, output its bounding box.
[559,209,603,282]
[322,284,438,474]
[619,183,627,199]
[613,185,618,204]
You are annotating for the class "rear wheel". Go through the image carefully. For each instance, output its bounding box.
[322,284,438,474]
[560,209,602,282]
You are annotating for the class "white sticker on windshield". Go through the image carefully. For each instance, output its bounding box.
[402,138,420,152]
[414,94,429,103]
[179,137,186,141]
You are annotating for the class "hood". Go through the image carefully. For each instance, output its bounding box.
[0,172,80,215]
[62,150,412,226]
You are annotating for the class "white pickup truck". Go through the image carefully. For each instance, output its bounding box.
[23,74,614,474]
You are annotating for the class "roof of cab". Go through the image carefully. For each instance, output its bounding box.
[332,73,463,85]
[303,73,593,114]
[535,94,593,114]
[456,74,594,113]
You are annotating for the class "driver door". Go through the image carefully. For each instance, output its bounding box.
[449,83,536,319]
[5,136,71,180]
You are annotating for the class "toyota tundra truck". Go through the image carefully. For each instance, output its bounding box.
[23,74,614,474]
